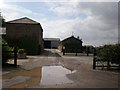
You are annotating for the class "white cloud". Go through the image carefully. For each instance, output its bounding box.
[40,18,77,39]
[0,1,118,46]
[3,0,119,2]
[49,2,79,16]
[0,2,38,21]
[42,2,118,46]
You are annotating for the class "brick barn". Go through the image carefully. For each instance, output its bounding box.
[5,17,44,55]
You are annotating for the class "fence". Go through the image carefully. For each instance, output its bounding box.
[93,51,120,70]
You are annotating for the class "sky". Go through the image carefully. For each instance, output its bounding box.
[0,0,119,46]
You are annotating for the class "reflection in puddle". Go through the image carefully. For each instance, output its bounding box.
[3,66,76,88]
[40,66,75,86]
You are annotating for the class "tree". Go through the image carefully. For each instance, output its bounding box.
[2,39,12,64]
[96,44,120,65]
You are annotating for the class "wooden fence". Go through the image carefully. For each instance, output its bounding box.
[93,52,120,70]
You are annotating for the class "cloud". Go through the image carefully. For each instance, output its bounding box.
[0,2,39,21]
[49,2,79,16]
[76,2,118,46]
[41,2,118,46]
[1,1,118,46]
[40,18,77,39]
[4,0,118,2]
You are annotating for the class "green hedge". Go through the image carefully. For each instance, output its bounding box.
[96,44,120,64]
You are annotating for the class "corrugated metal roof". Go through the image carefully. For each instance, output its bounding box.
[7,17,39,24]
[44,38,60,41]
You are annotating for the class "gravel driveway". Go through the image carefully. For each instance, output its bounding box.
[2,49,119,88]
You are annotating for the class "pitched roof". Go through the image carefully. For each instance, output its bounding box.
[7,17,40,24]
[62,36,82,43]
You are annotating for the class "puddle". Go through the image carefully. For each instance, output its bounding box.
[40,66,75,86]
[3,66,76,88]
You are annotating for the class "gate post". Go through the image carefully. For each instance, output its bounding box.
[93,48,96,69]
[93,57,96,69]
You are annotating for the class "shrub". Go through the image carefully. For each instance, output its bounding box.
[18,49,25,54]
[96,44,120,64]
[2,39,12,64]
[17,49,27,59]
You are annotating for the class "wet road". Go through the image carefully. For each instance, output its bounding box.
[2,49,119,88]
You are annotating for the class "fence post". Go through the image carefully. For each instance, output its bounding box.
[93,48,96,69]
[93,57,96,69]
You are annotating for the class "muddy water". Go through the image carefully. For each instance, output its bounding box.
[3,65,75,88]
[40,66,75,86]
[3,67,42,88]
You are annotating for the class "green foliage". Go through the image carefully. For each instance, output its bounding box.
[83,45,94,53]
[96,44,120,64]
[2,39,12,64]
[18,49,25,54]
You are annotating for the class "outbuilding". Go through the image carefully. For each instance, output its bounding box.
[5,17,44,55]
[44,38,60,49]
[58,36,83,53]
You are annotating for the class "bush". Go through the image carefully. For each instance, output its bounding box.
[2,39,12,64]
[18,49,25,54]
[96,44,120,64]
[17,49,27,59]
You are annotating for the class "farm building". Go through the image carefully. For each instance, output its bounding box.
[58,36,83,53]
[5,17,44,55]
[44,38,60,49]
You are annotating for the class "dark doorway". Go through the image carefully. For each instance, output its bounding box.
[44,41,51,49]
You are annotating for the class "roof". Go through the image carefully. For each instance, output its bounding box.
[44,38,60,41]
[61,36,82,43]
[7,17,40,24]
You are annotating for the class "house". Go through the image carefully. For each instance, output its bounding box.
[58,36,83,53]
[44,38,60,49]
[5,17,44,55]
